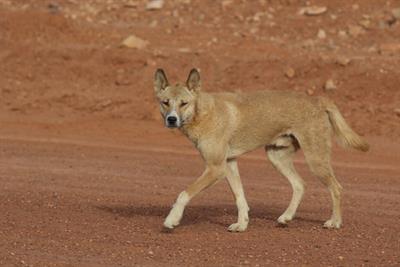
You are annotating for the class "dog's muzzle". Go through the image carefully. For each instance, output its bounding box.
[165,111,181,128]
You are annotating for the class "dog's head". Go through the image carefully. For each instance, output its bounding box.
[154,68,201,128]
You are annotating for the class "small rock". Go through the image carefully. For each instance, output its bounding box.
[222,0,234,9]
[48,2,60,13]
[124,1,139,8]
[299,6,328,16]
[146,0,164,10]
[317,29,326,39]
[338,256,344,260]
[338,30,347,38]
[359,19,371,29]
[336,56,351,66]
[284,67,295,78]
[121,35,148,49]
[177,47,191,53]
[115,74,131,86]
[307,89,314,95]
[367,45,378,53]
[324,79,336,90]
[348,25,365,37]
[391,7,400,19]
[394,108,400,117]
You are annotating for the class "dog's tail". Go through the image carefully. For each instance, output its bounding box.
[322,98,369,152]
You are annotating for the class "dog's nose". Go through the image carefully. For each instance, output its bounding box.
[167,116,177,124]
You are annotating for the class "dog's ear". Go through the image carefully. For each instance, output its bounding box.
[186,68,201,92]
[154,68,169,93]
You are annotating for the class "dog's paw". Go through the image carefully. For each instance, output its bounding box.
[163,216,180,229]
[227,222,248,232]
[277,214,293,225]
[323,218,342,229]
[163,220,176,229]
[163,208,183,229]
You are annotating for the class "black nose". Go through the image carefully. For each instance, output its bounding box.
[167,116,177,124]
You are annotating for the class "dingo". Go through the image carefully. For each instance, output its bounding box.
[154,68,369,232]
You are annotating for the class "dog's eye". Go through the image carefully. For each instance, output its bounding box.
[162,100,169,106]
[180,102,188,107]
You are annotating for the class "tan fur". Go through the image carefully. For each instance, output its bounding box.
[154,69,369,231]
[322,98,370,152]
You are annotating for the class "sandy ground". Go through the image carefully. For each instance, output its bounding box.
[0,0,400,266]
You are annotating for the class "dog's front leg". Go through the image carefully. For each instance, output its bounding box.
[226,159,249,232]
[163,164,226,229]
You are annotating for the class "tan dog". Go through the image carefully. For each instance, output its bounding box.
[154,68,369,232]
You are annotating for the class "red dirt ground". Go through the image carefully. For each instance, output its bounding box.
[0,0,399,266]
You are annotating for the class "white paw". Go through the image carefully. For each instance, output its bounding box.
[277,213,293,225]
[163,217,178,229]
[163,207,183,229]
[163,192,189,229]
[228,222,248,232]
[323,218,342,229]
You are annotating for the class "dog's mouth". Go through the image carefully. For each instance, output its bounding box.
[166,123,179,128]
[165,120,182,128]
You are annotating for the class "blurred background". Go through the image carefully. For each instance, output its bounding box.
[0,0,399,138]
[1,1,400,266]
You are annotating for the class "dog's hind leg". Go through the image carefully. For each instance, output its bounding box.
[226,159,249,232]
[266,137,304,225]
[297,129,343,229]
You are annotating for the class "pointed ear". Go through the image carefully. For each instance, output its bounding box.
[154,68,169,93]
[186,68,201,92]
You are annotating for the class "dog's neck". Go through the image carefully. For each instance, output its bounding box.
[180,92,215,145]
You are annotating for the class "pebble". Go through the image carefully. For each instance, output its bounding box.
[115,74,131,86]
[391,8,400,19]
[317,29,326,39]
[284,67,295,78]
[394,108,400,117]
[299,6,328,16]
[348,25,364,37]
[121,35,148,49]
[124,1,139,8]
[177,47,191,53]
[222,0,234,9]
[146,0,164,10]
[336,56,351,66]
[359,19,371,29]
[338,30,347,38]
[324,79,336,90]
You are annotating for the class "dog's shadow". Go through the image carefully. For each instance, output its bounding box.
[96,203,323,227]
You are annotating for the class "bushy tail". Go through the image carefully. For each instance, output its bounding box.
[323,99,369,152]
